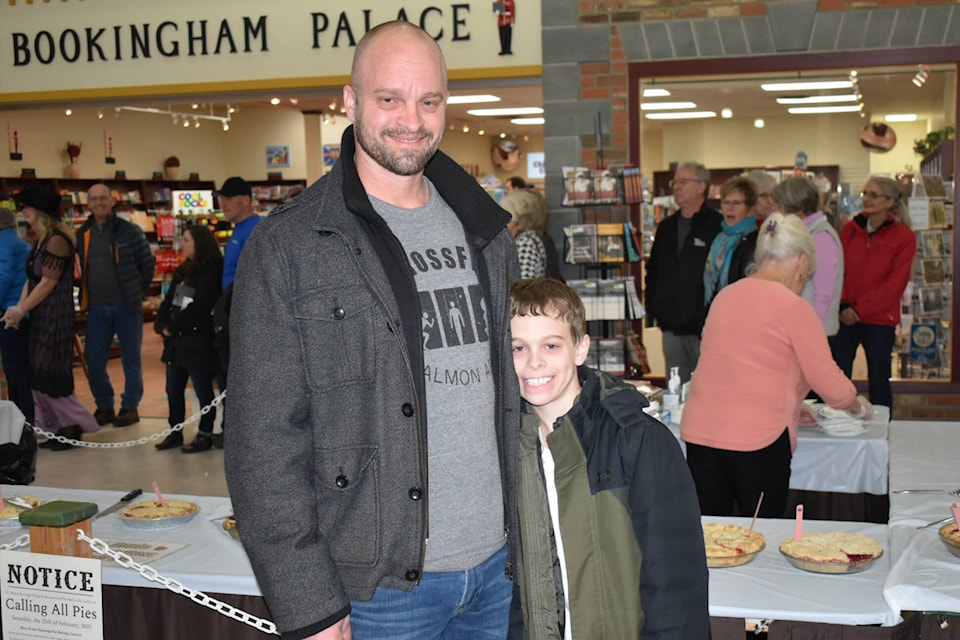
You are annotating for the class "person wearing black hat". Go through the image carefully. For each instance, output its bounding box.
[2,187,99,450]
[75,183,155,429]
[216,176,260,292]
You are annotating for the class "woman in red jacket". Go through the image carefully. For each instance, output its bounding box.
[832,176,915,409]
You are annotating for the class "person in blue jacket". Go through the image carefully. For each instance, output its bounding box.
[0,206,33,423]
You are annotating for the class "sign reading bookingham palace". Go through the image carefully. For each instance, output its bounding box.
[0,0,541,105]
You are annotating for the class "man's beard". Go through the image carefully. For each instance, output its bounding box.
[355,119,442,177]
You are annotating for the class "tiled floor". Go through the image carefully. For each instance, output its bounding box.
[33,329,230,497]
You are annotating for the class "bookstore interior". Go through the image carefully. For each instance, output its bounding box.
[1,62,957,388]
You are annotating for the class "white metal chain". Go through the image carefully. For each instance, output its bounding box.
[0,534,30,551]
[77,529,278,635]
[29,390,226,448]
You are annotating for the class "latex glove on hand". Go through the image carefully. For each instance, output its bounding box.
[798,402,818,426]
[851,395,873,420]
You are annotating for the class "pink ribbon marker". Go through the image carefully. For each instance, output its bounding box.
[794,504,804,541]
[152,481,168,508]
[952,501,960,529]
[749,492,764,534]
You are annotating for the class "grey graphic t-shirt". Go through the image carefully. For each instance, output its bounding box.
[372,179,505,572]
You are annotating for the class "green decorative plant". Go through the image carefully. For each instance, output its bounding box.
[913,126,956,157]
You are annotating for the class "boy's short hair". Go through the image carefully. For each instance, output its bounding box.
[510,278,586,343]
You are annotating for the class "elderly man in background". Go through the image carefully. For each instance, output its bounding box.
[76,184,155,427]
[645,161,722,384]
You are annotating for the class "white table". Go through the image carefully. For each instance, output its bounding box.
[883,420,960,618]
[0,485,260,596]
[705,515,897,627]
[667,405,890,494]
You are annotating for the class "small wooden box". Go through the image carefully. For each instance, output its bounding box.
[20,501,98,558]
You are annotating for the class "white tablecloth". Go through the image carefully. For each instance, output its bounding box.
[0,485,261,596]
[705,515,897,626]
[883,420,960,618]
[668,405,890,494]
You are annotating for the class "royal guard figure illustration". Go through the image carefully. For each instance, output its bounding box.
[494,0,515,55]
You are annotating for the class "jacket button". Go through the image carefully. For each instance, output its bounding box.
[404,569,419,582]
[332,307,346,320]
[401,403,414,417]
[408,488,422,501]
[335,475,349,488]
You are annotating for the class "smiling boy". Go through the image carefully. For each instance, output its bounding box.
[509,278,709,640]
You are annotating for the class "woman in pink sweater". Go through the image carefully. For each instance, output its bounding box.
[680,213,872,518]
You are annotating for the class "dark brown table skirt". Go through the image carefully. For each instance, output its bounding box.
[786,490,890,524]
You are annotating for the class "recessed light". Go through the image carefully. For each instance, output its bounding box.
[447,94,501,104]
[640,101,697,111]
[754,118,765,128]
[467,107,543,117]
[761,80,854,92]
[720,109,733,119]
[510,117,545,125]
[644,111,717,120]
[642,88,671,97]
[884,114,918,122]
[478,129,485,136]
[787,105,862,114]
[776,95,858,105]
[270,98,280,105]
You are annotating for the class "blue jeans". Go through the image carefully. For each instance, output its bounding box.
[84,302,143,410]
[830,322,895,409]
[165,364,216,435]
[0,317,34,423]
[349,544,512,640]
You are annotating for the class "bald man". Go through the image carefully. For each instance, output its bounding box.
[225,22,520,640]
[76,183,155,427]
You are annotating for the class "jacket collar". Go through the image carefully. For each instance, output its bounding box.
[853,212,895,232]
[337,126,509,245]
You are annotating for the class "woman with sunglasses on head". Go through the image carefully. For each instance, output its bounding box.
[831,176,915,410]
[1,187,98,450]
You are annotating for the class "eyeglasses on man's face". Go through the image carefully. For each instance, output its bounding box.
[669,178,702,189]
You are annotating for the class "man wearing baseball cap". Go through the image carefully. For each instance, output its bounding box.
[216,177,260,291]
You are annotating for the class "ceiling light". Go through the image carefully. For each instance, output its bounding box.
[191,103,199,110]
[761,80,853,92]
[117,105,232,130]
[478,129,485,136]
[640,101,697,111]
[787,105,862,114]
[228,105,236,114]
[644,111,717,120]
[884,113,918,122]
[447,94,501,104]
[328,101,337,111]
[720,109,733,119]
[467,107,543,117]
[754,118,765,128]
[462,124,470,133]
[642,88,671,97]
[499,132,506,138]
[65,108,72,116]
[183,120,190,127]
[510,117,545,125]
[776,95,858,105]
[913,65,929,87]
[194,118,200,128]
[97,109,104,119]
[289,98,299,105]
[270,97,280,105]
[223,122,230,131]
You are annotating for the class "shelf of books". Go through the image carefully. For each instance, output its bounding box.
[898,173,954,381]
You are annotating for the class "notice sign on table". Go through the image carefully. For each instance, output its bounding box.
[0,550,102,640]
